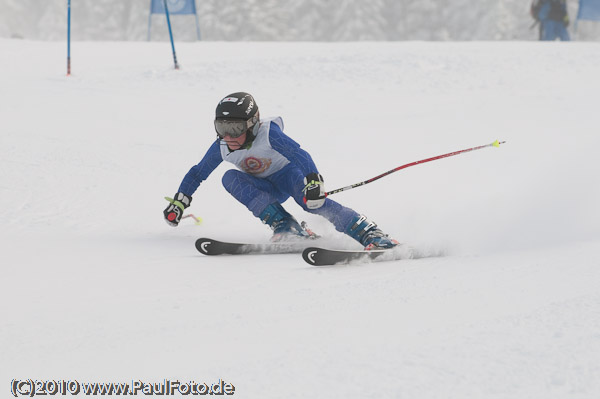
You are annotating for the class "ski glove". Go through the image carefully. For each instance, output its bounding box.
[303,173,326,209]
[163,192,192,227]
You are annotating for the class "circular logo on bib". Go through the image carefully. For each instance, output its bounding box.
[242,157,272,175]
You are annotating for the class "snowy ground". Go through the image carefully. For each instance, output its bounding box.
[1,39,600,398]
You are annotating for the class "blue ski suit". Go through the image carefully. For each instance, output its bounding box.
[177,117,360,232]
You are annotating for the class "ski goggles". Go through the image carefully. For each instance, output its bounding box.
[214,116,258,139]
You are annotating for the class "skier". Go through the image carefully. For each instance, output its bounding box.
[531,0,570,41]
[163,92,398,250]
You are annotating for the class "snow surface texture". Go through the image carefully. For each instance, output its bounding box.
[2,38,600,398]
[2,0,600,42]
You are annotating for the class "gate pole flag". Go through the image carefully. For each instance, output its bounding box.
[148,0,201,41]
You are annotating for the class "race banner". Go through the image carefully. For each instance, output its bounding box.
[150,0,197,15]
[148,0,201,41]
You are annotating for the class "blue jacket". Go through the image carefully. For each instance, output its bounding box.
[535,0,568,22]
[178,118,318,196]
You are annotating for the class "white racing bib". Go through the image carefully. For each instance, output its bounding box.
[220,117,290,178]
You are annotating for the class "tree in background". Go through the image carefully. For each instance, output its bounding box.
[332,0,387,41]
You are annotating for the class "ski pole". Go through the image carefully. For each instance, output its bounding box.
[182,214,203,225]
[326,140,505,197]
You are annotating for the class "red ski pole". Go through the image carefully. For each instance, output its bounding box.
[182,213,203,225]
[326,140,505,197]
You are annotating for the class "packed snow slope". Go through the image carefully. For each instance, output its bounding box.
[1,39,600,398]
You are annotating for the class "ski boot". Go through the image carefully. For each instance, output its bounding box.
[346,215,399,250]
[259,203,317,242]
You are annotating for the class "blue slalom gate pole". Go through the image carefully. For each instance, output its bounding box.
[163,0,179,69]
[67,0,71,76]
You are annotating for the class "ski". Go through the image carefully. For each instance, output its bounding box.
[197,238,434,266]
[195,237,311,256]
[302,246,413,266]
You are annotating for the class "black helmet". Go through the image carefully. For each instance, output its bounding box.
[214,92,260,138]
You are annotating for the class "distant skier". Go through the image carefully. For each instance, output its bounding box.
[531,0,570,41]
[163,92,398,250]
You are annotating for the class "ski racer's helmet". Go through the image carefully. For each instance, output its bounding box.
[214,92,260,139]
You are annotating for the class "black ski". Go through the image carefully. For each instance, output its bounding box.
[195,237,310,256]
[302,246,412,266]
